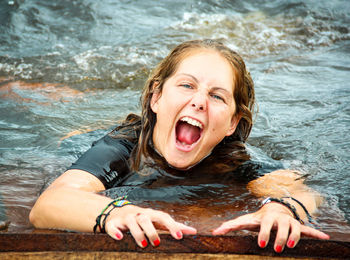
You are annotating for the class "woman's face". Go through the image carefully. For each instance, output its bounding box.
[151,50,240,169]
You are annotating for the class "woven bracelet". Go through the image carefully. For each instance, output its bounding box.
[93,199,116,233]
[282,196,316,224]
[93,196,132,233]
[261,197,304,224]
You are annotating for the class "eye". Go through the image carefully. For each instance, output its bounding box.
[180,83,193,89]
[211,93,225,102]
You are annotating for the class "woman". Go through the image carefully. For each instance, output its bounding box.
[30,39,329,253]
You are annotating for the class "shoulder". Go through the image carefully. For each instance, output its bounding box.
[48,169,106,192]
[68,132,137,189]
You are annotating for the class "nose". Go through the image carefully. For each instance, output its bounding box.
[191,92,207,111]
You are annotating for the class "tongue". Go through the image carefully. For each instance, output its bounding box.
[176,121,201,145]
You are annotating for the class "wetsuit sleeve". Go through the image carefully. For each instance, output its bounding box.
[68,134,135,189]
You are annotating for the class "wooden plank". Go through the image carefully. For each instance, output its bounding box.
[0,251,335,260]
[0,232,349,259]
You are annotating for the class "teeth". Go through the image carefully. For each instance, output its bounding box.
[181,116,203,129]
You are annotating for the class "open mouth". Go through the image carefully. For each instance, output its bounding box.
[175,116,203,150]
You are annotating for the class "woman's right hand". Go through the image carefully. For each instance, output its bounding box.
[105,204,197,248]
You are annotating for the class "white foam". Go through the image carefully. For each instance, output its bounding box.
[170,10,349,57]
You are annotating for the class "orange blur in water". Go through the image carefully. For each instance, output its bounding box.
[0,78,84,105]
[0,78,98,141]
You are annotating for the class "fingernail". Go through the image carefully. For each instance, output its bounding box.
[323,233,330,239]
[115,233,122,239]
[287,240,295,248]
[176,231,182,239]
[141,239,148,247]
[153,239,160,247]
[259,240,266,248]
[275,245,283,253]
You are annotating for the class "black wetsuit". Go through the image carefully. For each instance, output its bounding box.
[67,130,283,203]
[68,134,134,189]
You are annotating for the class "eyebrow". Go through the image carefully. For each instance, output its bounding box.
[175,73,232,96]
[176,73,199,84]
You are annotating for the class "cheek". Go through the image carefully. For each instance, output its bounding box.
[209,109,234,136]
[164,92,188,114]
[155,94,179,127]
[214,107,234,125]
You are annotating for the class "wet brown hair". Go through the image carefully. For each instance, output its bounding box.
[111,39,255,171]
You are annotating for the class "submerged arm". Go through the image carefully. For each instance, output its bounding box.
[213,169,329,253]
[246,169,323,221]
[30,169,196,247]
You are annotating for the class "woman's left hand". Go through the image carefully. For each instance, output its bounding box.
[212,202,330,253]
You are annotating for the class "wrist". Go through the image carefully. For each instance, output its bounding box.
[281,196,315,224]
[93,197,132,233]
[261,201,294,217]
[261,197,304,224]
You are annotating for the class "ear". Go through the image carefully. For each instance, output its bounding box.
[150,82,161,113]
[226,113,241,136]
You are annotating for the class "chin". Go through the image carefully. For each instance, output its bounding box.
[165,152,203,170]
[165,156,195,170]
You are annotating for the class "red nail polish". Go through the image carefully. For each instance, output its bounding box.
[275,245,283,253]
[141,239,148,247]
[153,239,160,247]
[287,240,295,248]
[115,233,122,239]
[176,231,182,239]
[259,240,266,248]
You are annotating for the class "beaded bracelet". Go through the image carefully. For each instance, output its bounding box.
[282,196,316,224]
[261,197,304,224]
[93,196,132,233]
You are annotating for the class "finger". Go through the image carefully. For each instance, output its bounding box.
[300,225,330,240]
[108,227,124,240]
[212,214,259,235]
[136,213,160,247]
[274,218,291,253]
[125,216,148,248]
[286,219,301,248]
[151,211,185,240]
[176,222,197,235]
[105,218,125,241]
[258,216,274,248]
[154,222,197,235]
[212,221,234,235]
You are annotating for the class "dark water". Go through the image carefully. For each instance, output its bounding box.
[0,0,350,239]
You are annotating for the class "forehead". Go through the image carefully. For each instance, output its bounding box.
[174,50,235,89]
